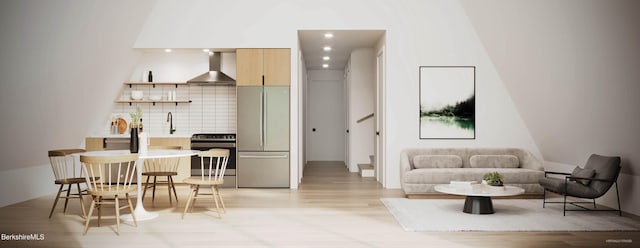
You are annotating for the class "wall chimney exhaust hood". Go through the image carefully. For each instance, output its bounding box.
[187,52,235,86]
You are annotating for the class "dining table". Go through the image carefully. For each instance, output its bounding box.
[79,149,198,221]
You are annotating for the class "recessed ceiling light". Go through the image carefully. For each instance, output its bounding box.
[322,64,329,68]
[324,33,334,38]
[203,49,210,53]
[323,56,330,61]
[164,49,172,53]
[323,46,332,51]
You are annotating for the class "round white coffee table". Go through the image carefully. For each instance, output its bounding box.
[434,184,525,214]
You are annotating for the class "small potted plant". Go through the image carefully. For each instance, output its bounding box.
[483,172,504,186]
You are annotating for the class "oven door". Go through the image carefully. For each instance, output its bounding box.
[190,142,236,188]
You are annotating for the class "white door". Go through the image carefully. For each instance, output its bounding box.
[308,79,345,161]
[376,47,386,184]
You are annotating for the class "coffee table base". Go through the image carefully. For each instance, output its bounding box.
[463,196,494,214]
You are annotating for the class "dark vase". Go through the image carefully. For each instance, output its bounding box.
[130,127,139,153]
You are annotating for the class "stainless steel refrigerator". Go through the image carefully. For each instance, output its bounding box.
[237,86,290,187]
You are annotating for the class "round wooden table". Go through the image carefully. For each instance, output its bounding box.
[79,149,198,221]
[434,183,525,214]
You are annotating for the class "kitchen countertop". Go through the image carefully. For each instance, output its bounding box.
[87,132,193,138]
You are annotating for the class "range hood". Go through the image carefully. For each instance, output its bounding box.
[187,52,235,85]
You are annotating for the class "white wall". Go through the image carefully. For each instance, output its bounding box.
[306,70,345,162]
[461,0,640,216]
[0,0,155,207]
[346,49,376,172]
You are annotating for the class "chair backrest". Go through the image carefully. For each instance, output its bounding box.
[80,154,139,193]
[48,149,86,181]
[143,145,182,173]
[583,154,621,196]
[195,149,229,182]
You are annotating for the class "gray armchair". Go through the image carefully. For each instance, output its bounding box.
[538,154,621,216]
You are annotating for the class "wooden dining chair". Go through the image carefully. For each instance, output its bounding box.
[182,149,229,219]
[48,149,88,218]
[80,154,138,235]
[142,145,182,205]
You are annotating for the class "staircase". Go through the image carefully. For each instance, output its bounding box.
[358,155,375,177]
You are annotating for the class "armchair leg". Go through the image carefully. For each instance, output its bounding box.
[615,182,622,216]
[542,190,547,208]
[563,194,567,216]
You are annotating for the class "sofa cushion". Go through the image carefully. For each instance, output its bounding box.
[404,168,544,185]
[413,155,463,169]
[470,155,519,168]
[571,166,596,186]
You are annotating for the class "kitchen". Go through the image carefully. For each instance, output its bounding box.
[85,48,290,188]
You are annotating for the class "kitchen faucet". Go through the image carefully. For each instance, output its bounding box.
[167,112,176,134]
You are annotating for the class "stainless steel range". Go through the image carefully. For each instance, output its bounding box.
[190,133,236,188]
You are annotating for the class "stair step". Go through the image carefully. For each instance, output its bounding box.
[358,164,374,177]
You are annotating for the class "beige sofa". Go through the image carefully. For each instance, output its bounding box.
[400,148,545,197]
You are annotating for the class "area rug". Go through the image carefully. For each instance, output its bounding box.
[380,198,640,232]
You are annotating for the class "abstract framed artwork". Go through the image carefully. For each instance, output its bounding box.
[419,66,475,139]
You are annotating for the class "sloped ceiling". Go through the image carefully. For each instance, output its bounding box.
[460,0,640,175]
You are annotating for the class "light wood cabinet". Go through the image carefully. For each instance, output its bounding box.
[236,49,264,86]
[236,48,290,86]
[85,138,104,151]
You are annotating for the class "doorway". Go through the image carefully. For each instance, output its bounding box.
[298,30,386,186]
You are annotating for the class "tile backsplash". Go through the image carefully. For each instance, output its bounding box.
[106,84,236,135]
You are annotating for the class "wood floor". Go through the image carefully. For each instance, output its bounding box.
[0,161,637,247]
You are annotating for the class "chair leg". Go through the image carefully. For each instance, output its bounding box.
[615,182,622,216]
[542,190,547,208]
[167,176,173,205]
[191,186,200,212]
[211,186,221,218]
[76,183,87,218]
[126,193,137,227]
[182,185,195,220]
[97,196,102,227]
[592,199,597,209]
[49,184,64,218]
[563,194,567,216]
[216,186,226,213]
[152,176,157,203]
[63,184,72,213]
[170,176,179,203]
[115,196,120,235]
[142,176,151,200]
[83,197,96,235]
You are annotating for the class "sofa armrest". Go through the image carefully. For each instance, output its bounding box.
[400,150,413,187]
[544,171,571,177]
[519,150,545,171]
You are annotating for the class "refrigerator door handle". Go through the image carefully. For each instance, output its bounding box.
[264,90,268,146]
[259,91,264,147]
[239,155,288,159]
